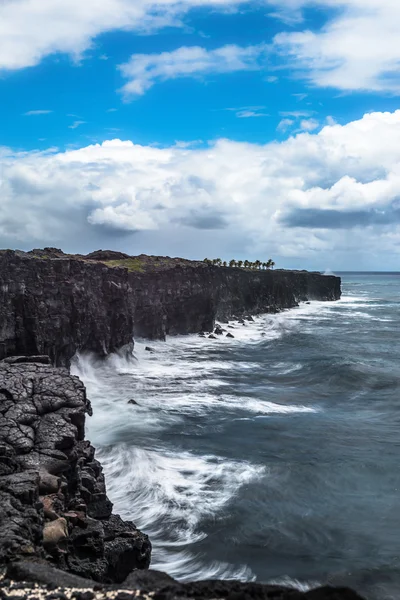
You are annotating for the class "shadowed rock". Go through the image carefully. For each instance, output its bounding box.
[4,562,366,599]
[0,358,151,583]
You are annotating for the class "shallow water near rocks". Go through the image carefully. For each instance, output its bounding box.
[71,273,400,600]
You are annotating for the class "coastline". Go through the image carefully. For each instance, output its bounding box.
[0,353,364,599]
[0,249,360,598]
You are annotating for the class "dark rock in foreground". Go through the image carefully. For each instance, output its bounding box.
[0,249,341,366]
[0,358,151,583]
[3,561,366,599]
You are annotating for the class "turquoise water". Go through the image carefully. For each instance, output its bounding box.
[73,273,400,599]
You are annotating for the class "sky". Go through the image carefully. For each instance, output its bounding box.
[1,0,400,270]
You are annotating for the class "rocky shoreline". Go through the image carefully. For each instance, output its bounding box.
[0,358,364,600]
[0,249,362,599]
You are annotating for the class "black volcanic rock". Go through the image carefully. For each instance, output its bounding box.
[0,250,341,366]
[3,562,366,599]
[85,250,131,261]
[0,358,150,583]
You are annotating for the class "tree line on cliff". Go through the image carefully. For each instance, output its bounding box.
[203,258,275,269]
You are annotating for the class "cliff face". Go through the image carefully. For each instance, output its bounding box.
[0,249,341,365]
[0,356,151,583]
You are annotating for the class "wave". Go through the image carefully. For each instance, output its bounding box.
[95,443,263,580]
[70,288,394,586]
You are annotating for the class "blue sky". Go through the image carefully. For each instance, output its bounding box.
[1,0,400,270]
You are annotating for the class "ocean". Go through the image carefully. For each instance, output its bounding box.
[71,272,400,600]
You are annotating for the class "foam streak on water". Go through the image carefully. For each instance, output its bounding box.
[72,274,400,599]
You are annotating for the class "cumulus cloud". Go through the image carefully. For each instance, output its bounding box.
[2,0,399,97]
[0,0,265,71]
[273,0,400,92]
[119,44,267,97]
[3,111,400,268]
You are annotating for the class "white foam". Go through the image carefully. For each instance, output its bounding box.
[94,443,263,581]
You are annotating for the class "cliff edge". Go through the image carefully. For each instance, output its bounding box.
[0,248,341,366]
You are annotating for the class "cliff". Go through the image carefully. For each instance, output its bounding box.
[0,357,150,583]
[0,357,363,600]
[0,248,341,366]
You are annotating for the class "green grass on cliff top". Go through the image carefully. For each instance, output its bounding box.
[104,258,145,272]
[103,256,201,273]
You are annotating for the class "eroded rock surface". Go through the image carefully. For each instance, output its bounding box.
[0,359,151,583]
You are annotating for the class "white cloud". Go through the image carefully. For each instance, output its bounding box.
[24,110,53,116]
[119,44,267,97]
[0,0,268,71]
[236,109,269,118]
[292,93,308,101]
[277,118,294,132]
[299,118,319,131]
[273,0,400,92]
[280,110,314,118]
[2,0,399,96]
[69,121,86,129]
[3,110,400,268]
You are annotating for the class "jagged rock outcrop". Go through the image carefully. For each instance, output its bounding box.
[0,358,151,583]
[0,249,341,366]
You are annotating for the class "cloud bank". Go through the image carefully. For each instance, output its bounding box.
[2,110,400,268]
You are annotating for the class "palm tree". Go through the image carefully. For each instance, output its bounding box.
[203,258,212,266]
[238,260,243,268]
[262,262,267,270]
[254,260,261,270]
[266,259,275,269]
[222,260,227,267]
[244,260,249,269]
[229,259,236,268]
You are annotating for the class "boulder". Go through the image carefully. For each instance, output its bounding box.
[43,518,68,551]
[226,333,235,339]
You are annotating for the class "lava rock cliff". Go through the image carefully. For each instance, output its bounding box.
[0,249,341,365]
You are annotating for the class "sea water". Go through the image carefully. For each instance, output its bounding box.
[71,273,400,600]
